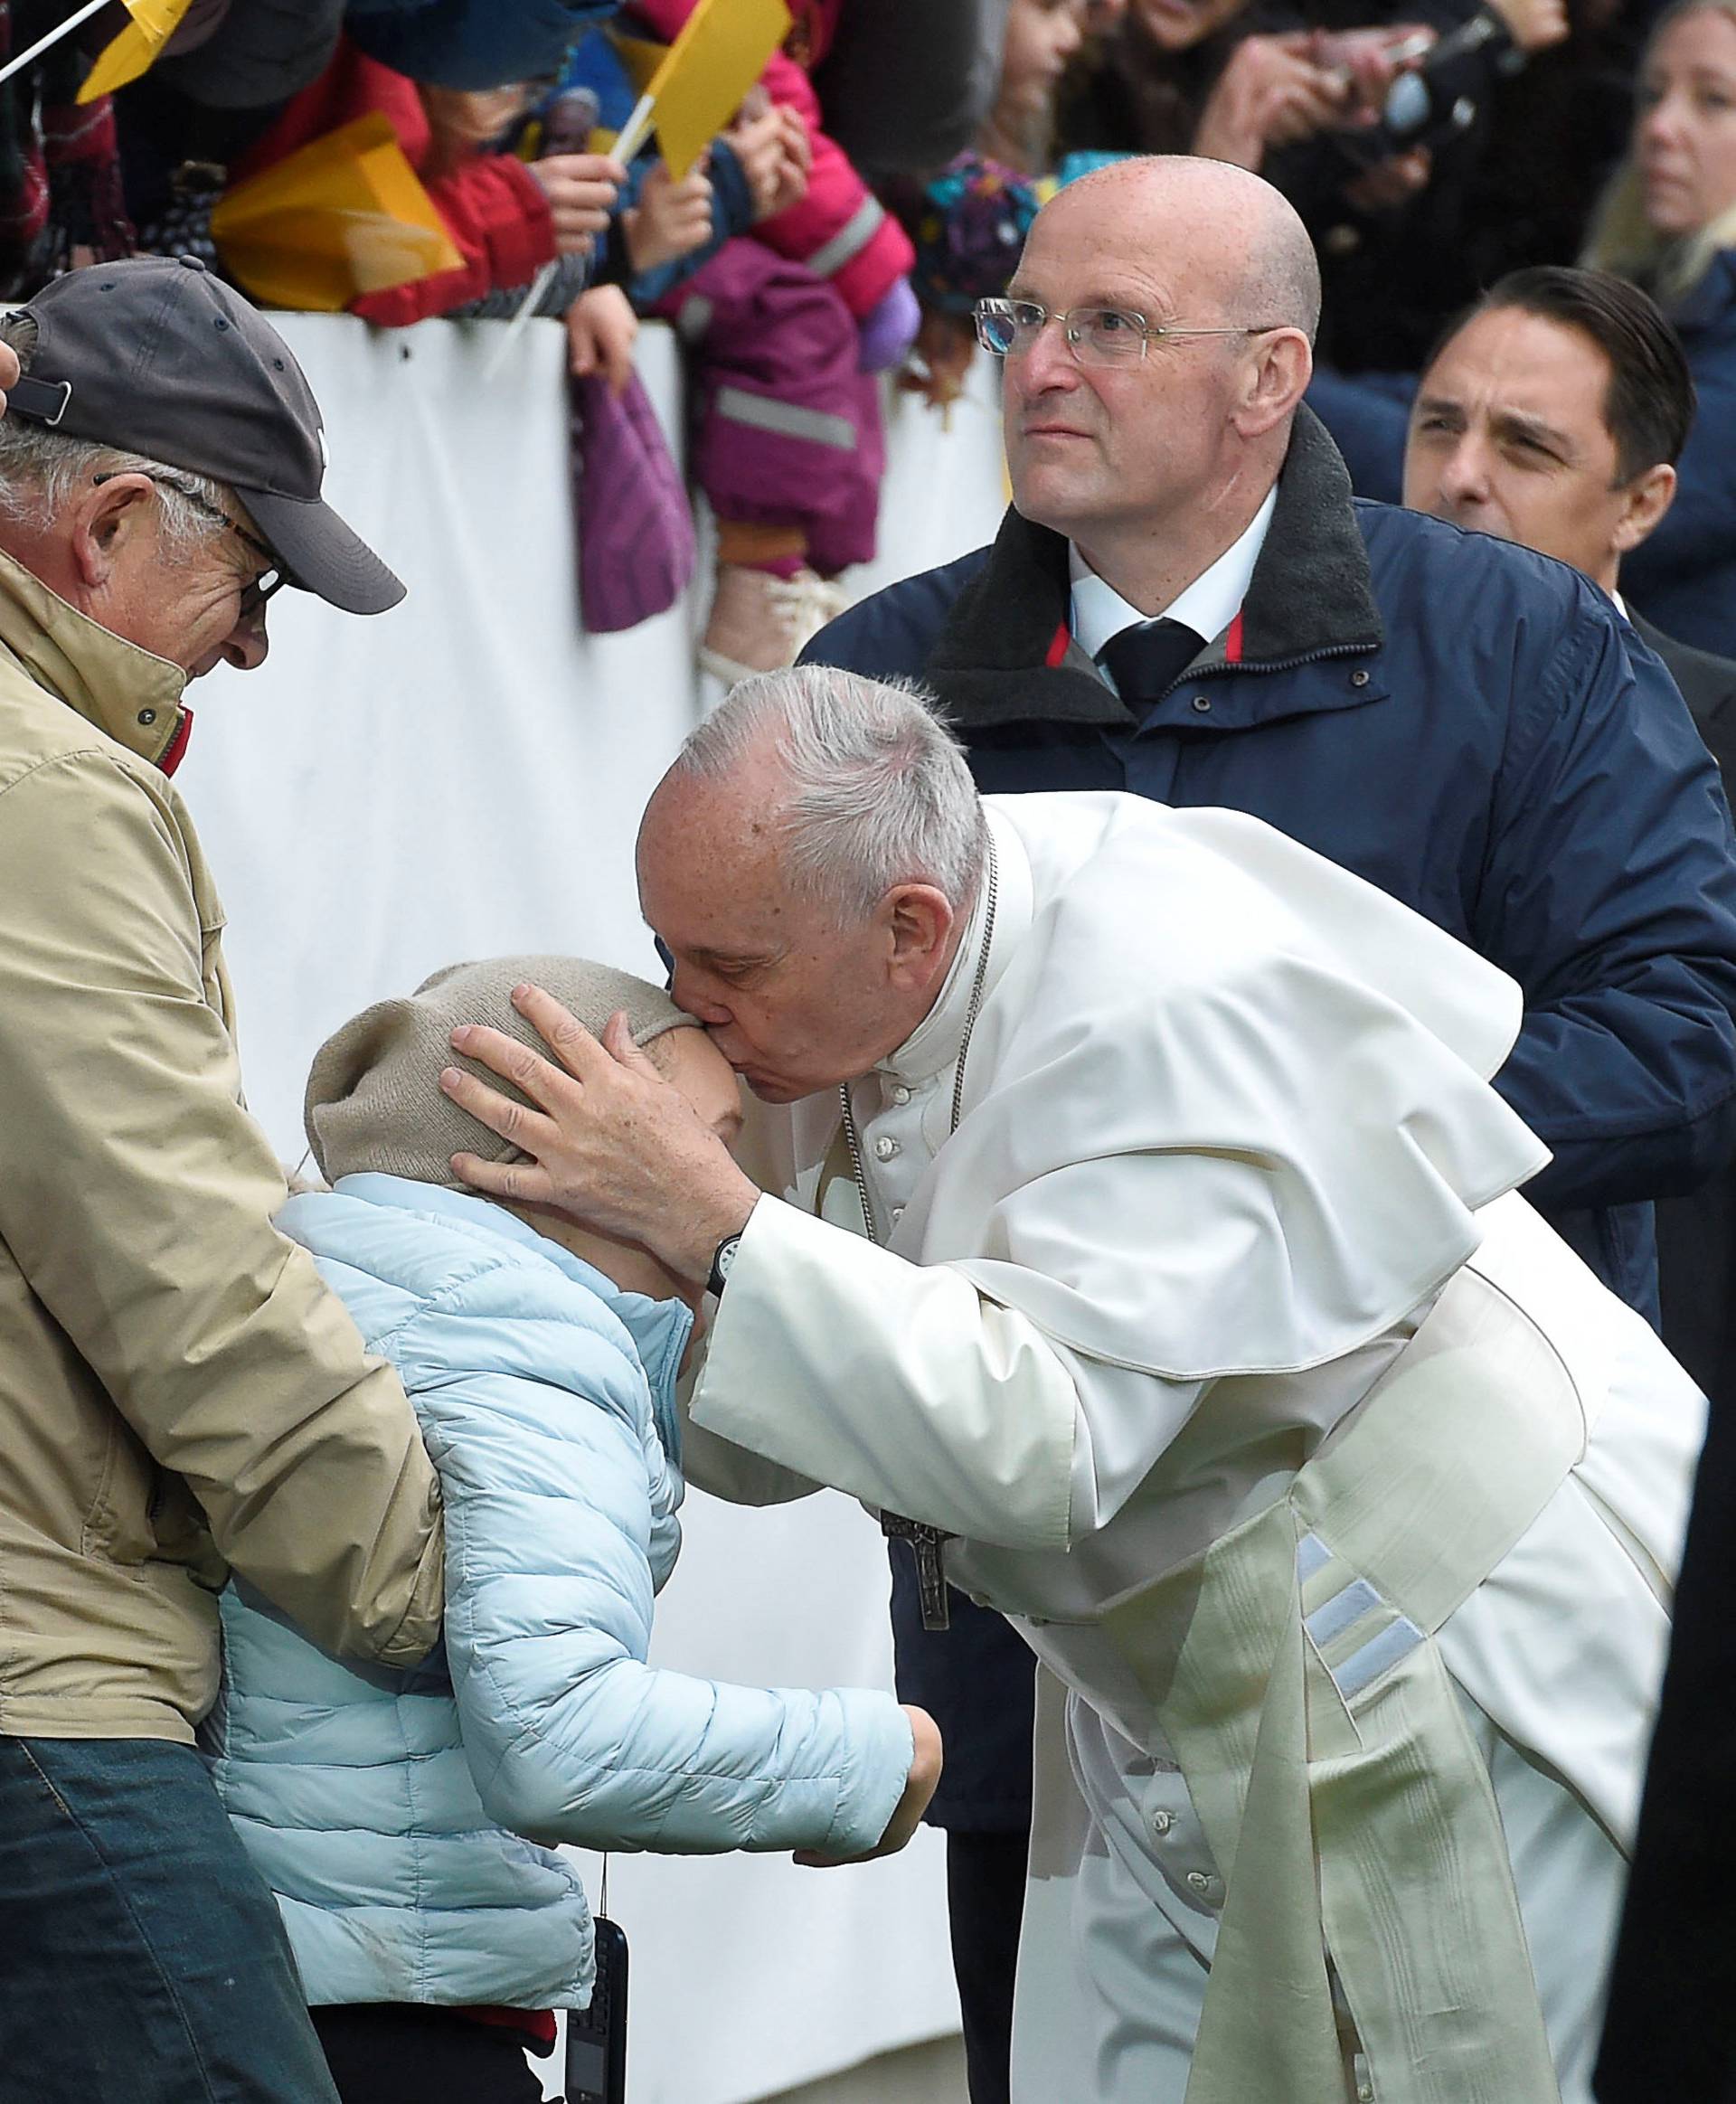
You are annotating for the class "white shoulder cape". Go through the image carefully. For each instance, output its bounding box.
[765,793,1551,1382]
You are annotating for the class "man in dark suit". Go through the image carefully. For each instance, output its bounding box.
[1401,263,1736,2104]
[1402,263,1736,1406]
[1630,607,1736,756]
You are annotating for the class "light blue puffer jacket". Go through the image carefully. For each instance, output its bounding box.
[206,1175,913,2009]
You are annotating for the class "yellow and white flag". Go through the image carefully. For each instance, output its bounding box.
[78,0,196,103]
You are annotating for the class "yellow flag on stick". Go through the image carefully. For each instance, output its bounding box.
[78,0,196,103]
[210,114,465,314]
[622,0,791,179]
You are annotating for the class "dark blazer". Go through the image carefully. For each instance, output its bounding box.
[1632,607,1736,750]
[1630,606,1736,1419]
[805,409,1736,1831]
[1597,1355,1736,2103]
[1600,613,1736,2103]
[1599,606,1736,2098]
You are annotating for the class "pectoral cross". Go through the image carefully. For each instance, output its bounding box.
[881,1512,954,1631]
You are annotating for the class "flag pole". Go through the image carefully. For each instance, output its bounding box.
[482,89,656,378]
[609,91,657,169]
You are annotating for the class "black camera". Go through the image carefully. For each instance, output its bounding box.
[1337,9,1521,165]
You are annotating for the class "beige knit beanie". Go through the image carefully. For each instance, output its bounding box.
[305,956,696,1189]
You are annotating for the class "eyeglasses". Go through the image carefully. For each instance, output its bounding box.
[974,297,1287,367]
[92,469,293,612]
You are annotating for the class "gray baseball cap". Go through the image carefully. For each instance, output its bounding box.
[5,255,403,615]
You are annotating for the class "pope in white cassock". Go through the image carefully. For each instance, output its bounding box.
[439,666,1704,2104]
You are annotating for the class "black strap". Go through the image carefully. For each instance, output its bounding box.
[5,374,73,427]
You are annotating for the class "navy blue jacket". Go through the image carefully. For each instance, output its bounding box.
[803,405,1736,1828]
[1626,252,1736,659]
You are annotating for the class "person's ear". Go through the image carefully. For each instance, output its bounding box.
[1235,327,1313,439]
[883,883,956,991]
[69,472,156,592]
[1613,460,1677,556]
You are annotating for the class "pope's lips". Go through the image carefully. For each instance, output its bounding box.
[1018,423,1096,440]
[704,1032,752,1071]
[718,1052,781,1092]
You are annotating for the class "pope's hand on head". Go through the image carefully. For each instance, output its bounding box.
[0,338,18,413]
[440,985,758,1287]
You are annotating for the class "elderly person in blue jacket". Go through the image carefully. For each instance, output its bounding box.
[800,152,1736,2104]
[207,957,939,2104]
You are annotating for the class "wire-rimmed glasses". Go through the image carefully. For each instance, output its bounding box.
[974,297,1286,367]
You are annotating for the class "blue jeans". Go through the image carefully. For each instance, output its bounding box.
[0,1735,342,2104]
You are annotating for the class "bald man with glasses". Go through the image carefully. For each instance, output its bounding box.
[802,153,1736,2104]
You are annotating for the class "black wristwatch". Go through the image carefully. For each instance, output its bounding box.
[707,1231,744,1298]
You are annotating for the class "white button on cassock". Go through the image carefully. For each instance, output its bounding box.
[892,1083,912,1105]
[1150,1809,1174,1836]
[873,1135,900,1161]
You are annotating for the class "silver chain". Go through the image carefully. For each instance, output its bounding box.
[839,832,999,1246]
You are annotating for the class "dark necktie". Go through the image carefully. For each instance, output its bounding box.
[1096,618,1203,708]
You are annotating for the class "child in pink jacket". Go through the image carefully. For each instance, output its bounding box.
[625,0,919,680]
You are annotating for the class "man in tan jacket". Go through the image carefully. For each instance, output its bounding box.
[0,260,443,2104]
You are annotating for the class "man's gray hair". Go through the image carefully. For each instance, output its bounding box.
[674,664,990,920]
[0,311,239,555]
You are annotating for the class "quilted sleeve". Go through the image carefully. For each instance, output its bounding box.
[396,1263,914,1857]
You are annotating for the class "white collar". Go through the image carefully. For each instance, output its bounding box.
[1068,486,1278,674]
[878,807,1032,1086]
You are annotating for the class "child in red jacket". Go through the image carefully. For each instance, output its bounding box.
[228,43,616,331]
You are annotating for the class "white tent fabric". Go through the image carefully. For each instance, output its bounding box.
[177,310,1008,2104]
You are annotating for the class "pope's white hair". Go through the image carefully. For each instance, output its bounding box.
[671,665,990,921]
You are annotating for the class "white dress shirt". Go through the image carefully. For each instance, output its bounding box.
[1069,486,1278,688]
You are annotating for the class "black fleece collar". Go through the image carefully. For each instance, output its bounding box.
[929,405,1383,730]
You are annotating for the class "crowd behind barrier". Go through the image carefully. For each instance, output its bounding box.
[12,0,1728,681]
[9,1,1736,2101]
